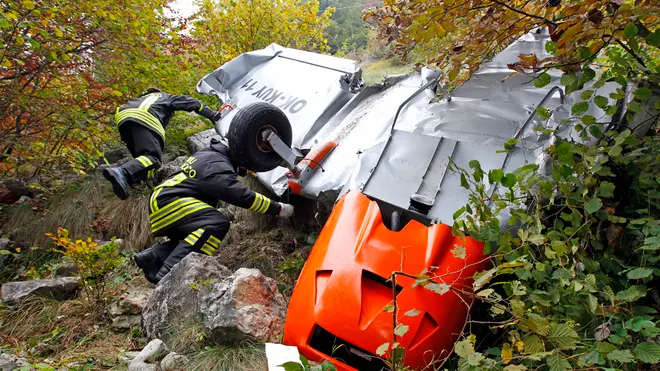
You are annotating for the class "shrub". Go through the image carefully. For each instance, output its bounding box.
[46,228,124,305]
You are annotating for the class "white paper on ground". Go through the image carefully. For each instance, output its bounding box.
[266,343,302,371]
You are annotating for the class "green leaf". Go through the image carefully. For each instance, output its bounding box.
[584,198,602,214]
[453,206,466,220]
[587,294,598,313]
[426,282,450,295]
[504,138,518,152]
[460,173,469,189]
[647,30,660,48]
[545,41,557,54]
[571,102,589,116]
[489,169,504,183]
[581,90,594,100]
[596,342,617,354]
[560,73,577,87]
[535,72,552,88]
[404,309,422,317]
[548,323,579,349]
[279,362,305,371]
[594,95,609,109]
[501,173,516,188]
[628,101,643,113]
[537,106,551,120]
[394,324,409,337]
[581,115,595,125]
[582,351,605,366]
[0,250,12,255]
[582,68,596,82]
[546,353,571,371]
[589,125,603,139]
[520,313,550,336]
[626,267,653,280]
[300,355,311,369]
[320,361,336,371]
[455,339,475,358]
[606,349,634,363]
[524,334,545,354]
[599,181,615,198]
[376,343,389,356]
[23,0,35,10]
[635,342,660,363]
[624,23,638,38]
[634,87,651,99]
[615,285,647,302]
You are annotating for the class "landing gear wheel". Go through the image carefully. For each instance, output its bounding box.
[227,102,293,173]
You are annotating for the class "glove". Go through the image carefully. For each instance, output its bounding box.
[278,203,294,218]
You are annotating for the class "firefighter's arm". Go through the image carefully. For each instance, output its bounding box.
[199,166,283,216]
[169,95,220,122]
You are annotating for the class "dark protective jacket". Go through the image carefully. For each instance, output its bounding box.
[149,138,281,233]
[115,92,218,143]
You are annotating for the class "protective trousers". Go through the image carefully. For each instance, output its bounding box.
[118,122,163,185]
[150,206,230,282]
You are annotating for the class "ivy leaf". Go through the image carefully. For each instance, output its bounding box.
[634,88,651,100]
[598,181,615,198]
[376,343,389,356]
[584,198,602,214]
[546,353,571,371]
[560,73,577,87]
[548,323,579,349]
[606,349,634,363]
[635,342,660,364]
[571,102,589,116]
[626,267,653,280]
[534,72,551,88]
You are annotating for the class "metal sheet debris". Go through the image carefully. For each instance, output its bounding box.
[198,29,622,224]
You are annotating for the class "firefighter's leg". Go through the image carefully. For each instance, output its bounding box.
[118,124,163,185]
[133,240,178,284]
[155,209,230,282]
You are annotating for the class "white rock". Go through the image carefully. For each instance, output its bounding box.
[160,352,190,370]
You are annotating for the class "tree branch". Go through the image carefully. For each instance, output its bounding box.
[615,38,649,71]
[490,0,556,26]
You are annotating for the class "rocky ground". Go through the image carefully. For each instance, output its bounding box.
[0,131,327,370]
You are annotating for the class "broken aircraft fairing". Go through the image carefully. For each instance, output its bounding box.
[196,43,363,195]
[197,29,620,223]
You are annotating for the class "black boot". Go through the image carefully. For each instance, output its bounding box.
[155,246,194,282]
[133,247,162,284]
[103,167,130,200]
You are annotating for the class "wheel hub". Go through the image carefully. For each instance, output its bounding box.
[256,125,277,153]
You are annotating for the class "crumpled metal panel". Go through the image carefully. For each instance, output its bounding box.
[196,43,362,195]
[344,28,621,223]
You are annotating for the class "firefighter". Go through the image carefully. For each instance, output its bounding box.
[103,88,222,200]
[133,137,295,284]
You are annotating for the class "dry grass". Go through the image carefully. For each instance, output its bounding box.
[187,343,268,371]
[2,174,154,253]
[0,296,137,368]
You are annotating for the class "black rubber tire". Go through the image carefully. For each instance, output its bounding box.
[227,102,293,172]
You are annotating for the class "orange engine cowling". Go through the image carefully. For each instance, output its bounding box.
[283,191,489,370]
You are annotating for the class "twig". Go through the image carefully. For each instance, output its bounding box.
[490,0,556,26]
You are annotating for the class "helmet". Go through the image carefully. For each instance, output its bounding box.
[140,87,162,96]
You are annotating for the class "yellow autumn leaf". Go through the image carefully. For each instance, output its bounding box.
[501,343,513,364]
[1,58,11,68]
[55,28,63,37]
[41,19,48,26]
[23,1,35,10]
[113,90,123,97]
[516,340,524,352]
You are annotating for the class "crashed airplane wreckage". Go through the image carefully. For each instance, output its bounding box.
[196,28,625,370]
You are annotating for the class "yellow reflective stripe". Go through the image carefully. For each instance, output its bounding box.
[150,188,162,213]
[207,235,221,248]
[184,235,198,245]
[200,247,214,255]
[150,173,188,214]
[135,156,152,167]
[198,103,205,113]
[150,197,198,219]
[151,203,212,232]
[151,199,201,224]
[249,194,263,211]
[139,93,161,110]
[116,109,165,137]
[148,169,155,179]
[258,197,271,214]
